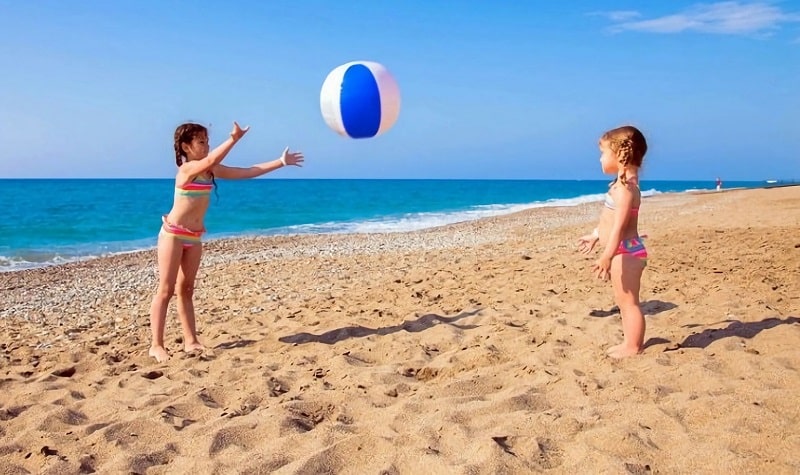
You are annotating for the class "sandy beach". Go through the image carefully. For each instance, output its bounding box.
[1,186,798,474]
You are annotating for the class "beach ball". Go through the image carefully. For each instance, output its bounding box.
[320,61,400,139]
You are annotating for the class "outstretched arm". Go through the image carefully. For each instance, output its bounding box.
[180,122,250,177]
[213,147,304,179]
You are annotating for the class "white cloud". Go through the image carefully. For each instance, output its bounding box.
[591,10,642,22]
[600,2,800,36]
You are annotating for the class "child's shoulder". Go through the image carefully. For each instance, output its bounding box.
[616,180,639,193]
[609,180,639,200]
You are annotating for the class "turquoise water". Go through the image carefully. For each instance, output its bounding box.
[0,178,764,271]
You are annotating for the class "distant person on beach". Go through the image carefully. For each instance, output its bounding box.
[148,122,305,362]
[716,177,722,191]
[576,125,649,358]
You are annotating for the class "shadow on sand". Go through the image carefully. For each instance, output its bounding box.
[278,309,482,346]
[589,299,677,318]
[677,316,799,349]
[214,339,257,350]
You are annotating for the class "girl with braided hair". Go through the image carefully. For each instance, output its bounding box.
[577,125,648,358]
[148,121,305,362]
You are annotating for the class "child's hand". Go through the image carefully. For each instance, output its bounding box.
[280,147,305,167]
[593,256,612,281]
[577,234,599,254]
[230,122,250,142]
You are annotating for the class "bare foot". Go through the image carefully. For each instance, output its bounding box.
[184,342,205,353]
[607,345,642,359]
[149,345,170,363]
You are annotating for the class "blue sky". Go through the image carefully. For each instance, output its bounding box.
[0,1,798,180]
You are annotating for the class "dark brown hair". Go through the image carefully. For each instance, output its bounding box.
[173,123,208,167]
[173,123,217,196]
[601,125,648,186]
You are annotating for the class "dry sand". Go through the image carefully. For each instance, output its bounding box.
[1,186,798,474]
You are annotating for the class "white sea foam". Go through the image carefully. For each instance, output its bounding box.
[267,193,608,235]
[0,239,156,273]
[0,190,666,272]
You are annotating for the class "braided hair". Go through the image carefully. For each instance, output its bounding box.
[173,123,218,196]
[601,125,647,186]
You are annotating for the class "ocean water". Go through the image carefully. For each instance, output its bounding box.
[0,178,763,271]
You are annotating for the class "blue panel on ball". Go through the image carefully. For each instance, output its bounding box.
[340,64,381,138]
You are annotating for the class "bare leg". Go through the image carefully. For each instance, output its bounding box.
[149,233,183,362]
[607,253,646,358]
[176,242,204,353]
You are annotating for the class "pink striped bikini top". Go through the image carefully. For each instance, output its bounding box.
[176,175,213,198]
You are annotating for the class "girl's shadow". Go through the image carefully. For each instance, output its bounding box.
[278,309,482,346]
[678,316,799,349]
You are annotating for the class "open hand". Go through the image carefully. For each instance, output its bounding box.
[230,121,250,142]
[577,234,599,254]
[592,256,612,281]
[281,147,305,167]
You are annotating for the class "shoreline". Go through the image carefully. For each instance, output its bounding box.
[1,195,601,276]
[5,183,797,275]
[2,187,796,324]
